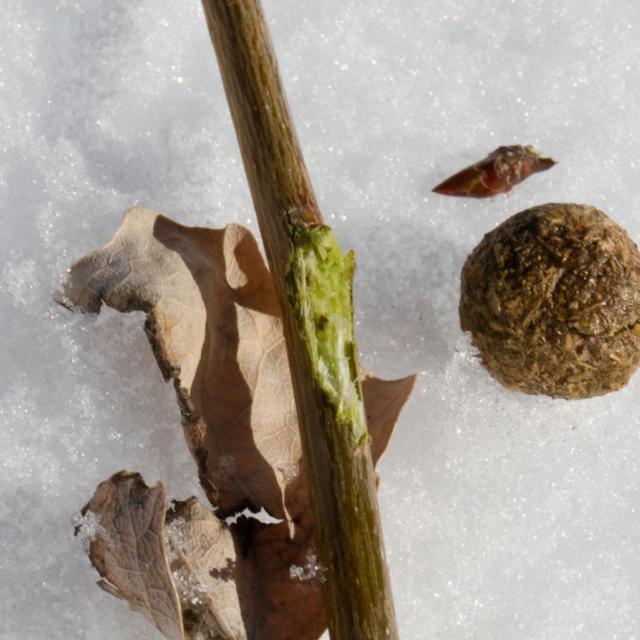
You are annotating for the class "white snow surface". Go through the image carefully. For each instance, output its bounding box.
[2,0,640,638]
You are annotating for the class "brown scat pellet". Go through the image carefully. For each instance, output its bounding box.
[459,203,640,399]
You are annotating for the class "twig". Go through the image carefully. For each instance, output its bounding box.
[202,1,399,638]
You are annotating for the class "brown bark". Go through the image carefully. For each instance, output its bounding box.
[201,1,400,638]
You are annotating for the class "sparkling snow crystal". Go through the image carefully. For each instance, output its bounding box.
[290,550,327,583]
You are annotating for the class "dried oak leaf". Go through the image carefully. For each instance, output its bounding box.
[78,472,184,640]
[67,208,415,640]
[80,472,244,640]
[432,145,556,198]
[166,496,244,639]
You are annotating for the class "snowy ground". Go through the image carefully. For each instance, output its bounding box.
[3,0,640,638]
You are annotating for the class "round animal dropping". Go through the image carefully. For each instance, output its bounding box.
[459,203,640,399]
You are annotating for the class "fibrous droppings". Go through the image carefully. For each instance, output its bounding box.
[459,203,640,399]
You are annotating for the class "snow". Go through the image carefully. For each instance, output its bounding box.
[3,0,640,638]
[71,511,105,550]
[290,550,327,583]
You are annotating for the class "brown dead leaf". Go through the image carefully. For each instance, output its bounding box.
[78,472,183,640]
[66,208,415,639]
[166,498,244,639]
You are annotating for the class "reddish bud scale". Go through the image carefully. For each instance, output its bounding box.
[433,145,557,198]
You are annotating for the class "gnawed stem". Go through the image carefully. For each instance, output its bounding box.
[202,1,400,638]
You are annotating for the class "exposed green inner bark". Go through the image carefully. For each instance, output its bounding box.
[287,225,367,444]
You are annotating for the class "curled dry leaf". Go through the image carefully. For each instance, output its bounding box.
[166,497,244,639]
[432,145,556,198]
[66,208,415,640]
[78,472,183,640]
[80,472,244,640]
